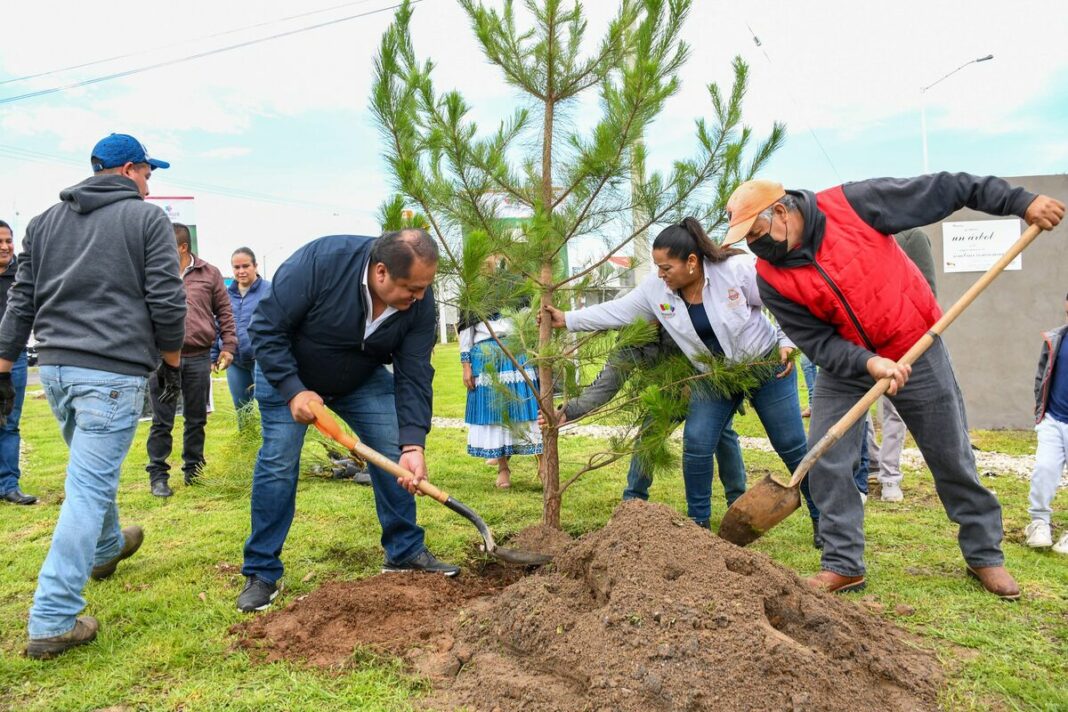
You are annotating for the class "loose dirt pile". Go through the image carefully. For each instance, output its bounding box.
[234,502,944,711]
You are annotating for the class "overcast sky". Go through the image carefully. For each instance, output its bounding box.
[1,0,1065,275]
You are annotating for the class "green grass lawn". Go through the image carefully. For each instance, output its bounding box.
[1,344,1065,711]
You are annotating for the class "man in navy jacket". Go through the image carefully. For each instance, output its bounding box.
[237,229,458,613]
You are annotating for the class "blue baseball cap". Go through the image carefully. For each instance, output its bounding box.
[90,133,170,171]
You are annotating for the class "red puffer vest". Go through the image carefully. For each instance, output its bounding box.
[757,186,941,360]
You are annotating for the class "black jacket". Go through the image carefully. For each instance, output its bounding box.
[757,173,1035,379]
[249,235,436,447]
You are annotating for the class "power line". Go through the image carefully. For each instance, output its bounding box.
[0,0,385,87]
[0,1,421,106]
[744,22,843,182]
[0,144,375,216]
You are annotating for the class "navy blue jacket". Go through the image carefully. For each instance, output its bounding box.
[212,276,270,366]
[249,235,436,447]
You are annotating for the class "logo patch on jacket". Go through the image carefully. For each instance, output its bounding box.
[659,303,676,317]
[726,287,743,308]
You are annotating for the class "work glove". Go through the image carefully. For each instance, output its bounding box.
[155,361,182,406]
[0,372,13,427]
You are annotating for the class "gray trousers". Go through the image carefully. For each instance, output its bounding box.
[809,337,1004,576]
[866,397,907,485]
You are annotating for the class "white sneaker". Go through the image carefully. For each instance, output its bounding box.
[880,482,903,502]
[859,492,868,505]
[1053,532,1068,555]
[1025,519,1053,548]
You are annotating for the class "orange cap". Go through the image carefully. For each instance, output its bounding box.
[722,180,786,245]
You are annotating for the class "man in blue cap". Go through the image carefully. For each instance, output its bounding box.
[0,133,187,658]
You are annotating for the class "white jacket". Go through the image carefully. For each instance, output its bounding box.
[565,253,792,371]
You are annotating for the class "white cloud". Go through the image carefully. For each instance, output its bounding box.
[199,146,253,159]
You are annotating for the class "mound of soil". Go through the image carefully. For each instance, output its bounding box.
[430,502,943,711]
[233,502,943,711]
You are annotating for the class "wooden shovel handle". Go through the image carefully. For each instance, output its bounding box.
[787,223,1043,487]
[308,401,450,504]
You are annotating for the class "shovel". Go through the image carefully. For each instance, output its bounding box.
[719,223,1045,547]
[308,401,552,566]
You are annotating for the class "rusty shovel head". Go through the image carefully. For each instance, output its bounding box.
[717,474,802,547]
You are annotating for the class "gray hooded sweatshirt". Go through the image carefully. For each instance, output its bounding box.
[0,174,186,376]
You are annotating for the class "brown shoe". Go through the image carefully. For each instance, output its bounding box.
[91,526,144,581]
[804,570,866,594]
[966,565,1020,601]
[26,616,99,659]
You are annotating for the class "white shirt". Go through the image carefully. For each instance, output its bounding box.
[362,264,398,339]
[565,253,792,371]
[459,316,512,355]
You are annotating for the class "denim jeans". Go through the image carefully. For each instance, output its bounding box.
[623,418,746,510]
[800,353,818,398]
[682,365,808,524]
[29,366,147,639]
[226,361,257,429]
[146,353,212,482]
[242,364,425,584]
[808,337,1003,577]
[0,351,28,495]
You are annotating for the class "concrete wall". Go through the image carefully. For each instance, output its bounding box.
[926,174,1068,429]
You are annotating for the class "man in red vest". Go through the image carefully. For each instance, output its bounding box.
[722,174,1064,599]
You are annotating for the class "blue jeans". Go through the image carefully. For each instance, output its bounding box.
[242,365,425,584]
[29,366,147,639]
[623,418,746,510]
[226,361,256,428]
[800,353,818,398]
[683,365,808,524]
[0,351,28,495]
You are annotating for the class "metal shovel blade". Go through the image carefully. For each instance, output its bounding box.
[442,497,553,566]
[718,474,802,547]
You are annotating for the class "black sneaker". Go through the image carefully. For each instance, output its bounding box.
[382,549,460,577]
[237,576,280,612]
[150,480,172,498]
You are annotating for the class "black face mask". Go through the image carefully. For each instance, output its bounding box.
[747,213,791,263]
[748,233,789,263]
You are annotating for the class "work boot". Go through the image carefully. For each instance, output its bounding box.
[91,526,144,580]
[150,480,172,498]
[183,462,205,486]
[1024,519,1053,548]
[811,522,824,551]
[237,576,280,613]
[353,469,372,486]
[966,565,1020,601]
[880,482,904,503]
[2,488,37,505]
[693,519,711,530]
[26,616,99,659]
[382,549,460,577]
[804,570,866,594]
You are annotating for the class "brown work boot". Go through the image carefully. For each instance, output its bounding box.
[804,570,866,594]
[26,616,99,659]
[91,526,144,581]
[966,565,1020,601]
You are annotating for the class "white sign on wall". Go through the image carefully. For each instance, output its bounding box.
[942,219,1022,273]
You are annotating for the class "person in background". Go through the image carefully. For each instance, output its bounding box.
[145,224,236,497]
[459,256,541,489]
[1024,291,1068,554]
[0,219,35,505]
[212,247,269,430]
[723,173,1064,598]
[0,133,185,658]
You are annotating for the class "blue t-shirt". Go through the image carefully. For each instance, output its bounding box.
[684,299,723,355]
[1047,333,1068,423]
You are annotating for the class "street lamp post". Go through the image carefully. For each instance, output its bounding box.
[920,53,993,173]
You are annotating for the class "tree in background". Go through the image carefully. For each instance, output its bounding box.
[372,0,783,528]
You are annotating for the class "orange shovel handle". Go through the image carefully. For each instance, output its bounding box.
[308,401,449,504]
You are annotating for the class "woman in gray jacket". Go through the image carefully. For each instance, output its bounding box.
[545,218,810,530]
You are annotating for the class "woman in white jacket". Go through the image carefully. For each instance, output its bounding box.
[545,218,810,528]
